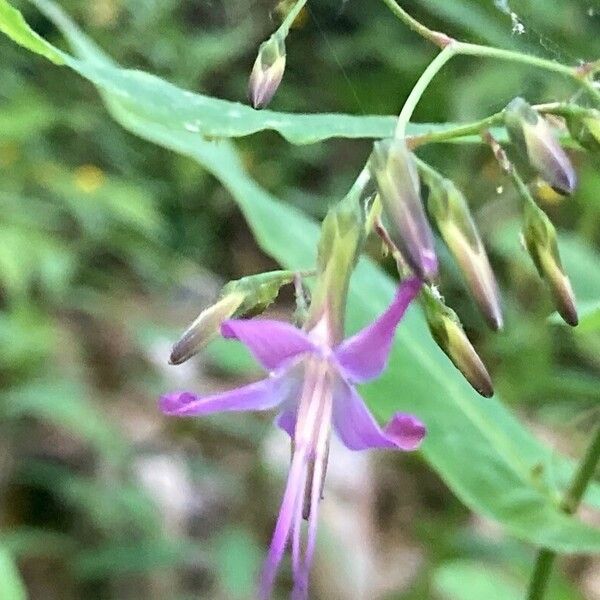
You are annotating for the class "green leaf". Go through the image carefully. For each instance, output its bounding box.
[2,380,129,466]
[214,527,262,599]
[433,560,522,600]
[432,558,584,600]
[0,0,508,146]
[0,0,62,63]
[72,539,201,580]
[3,0,600,553]
[0,546,27,600]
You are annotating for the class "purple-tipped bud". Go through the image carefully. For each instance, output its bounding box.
[169,292,246,365]
[566,109,600,154]
[522,200,578,326]
[504,97,577,195]
[248,34,286,109]
[427,179,503,330]
[421,288,493,398]
[370,139,438,281]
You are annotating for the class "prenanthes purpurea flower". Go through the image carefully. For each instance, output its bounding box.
[160,277,426,599]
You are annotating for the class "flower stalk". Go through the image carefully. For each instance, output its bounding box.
[526,425,600,600]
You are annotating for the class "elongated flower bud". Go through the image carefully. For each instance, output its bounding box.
[370,139,438,281]
[422,288,493,398]
[248,34,286,109]
[504,97,576,195]
[522,200,578,326]
[170,291,246,365]
[427,178,503,330]
[566,109,600,154]
[170,271,297,364]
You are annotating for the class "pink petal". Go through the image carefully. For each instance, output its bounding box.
[259,446,308,600]
[159,372,295,417]
[221,319,316,371]
[275,406,297,437]
[332,378,426,451]
[334,278,421,383]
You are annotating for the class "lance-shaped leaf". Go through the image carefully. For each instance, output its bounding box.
[504,97,576,195]
[370,138,438,281]
[426,176,503,330]
[6,0,600,553]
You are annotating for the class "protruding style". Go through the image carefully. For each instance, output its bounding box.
[421,287,494,398]
[522,200,578,326]
[426,177,503,330]
[370,139,438,281]
[248,34,286,109]
[504,97,577,195]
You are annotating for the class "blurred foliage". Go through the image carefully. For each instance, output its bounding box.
[0,0,599,599]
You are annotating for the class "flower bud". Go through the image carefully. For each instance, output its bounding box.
[522,200,578,326]
[427,178,503,330]
[248,34,286,109]
[504,97,576,195]
[170,271,297,364]
[566,109,600,154]
[370,139,438,281]
[421,288,494,398]
[170,291,246,365]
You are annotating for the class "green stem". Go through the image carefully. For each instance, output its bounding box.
[396,44,457,137]
[378,0,451,47]
[410,103,598,147]
[379,0,600,104]
[526,426,600,600]
[278,0,307,37]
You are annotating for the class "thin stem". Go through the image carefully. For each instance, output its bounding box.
[377,0,451,47]
[396,44,457,137]
[409,102,598,147]
[380,0,600,104]
[278,0,307,37]
[456,42,573,78]
[526,426,600,600]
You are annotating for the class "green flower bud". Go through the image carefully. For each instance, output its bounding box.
[170,271,297,364]
[248,34,286,109]
[566,109,600,154]
[370,139,438,281]
[427,178,503,330]
[522,200,578,326]
[422,288,494,398]
[170,291,246,365]
[505,97,577,195]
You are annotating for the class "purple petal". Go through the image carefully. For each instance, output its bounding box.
[221,319,316,371]
[334,278,421,383]
[332,378,426,451]
[260,447,308,600]
[276,406,297,438]
[160,372,295,417]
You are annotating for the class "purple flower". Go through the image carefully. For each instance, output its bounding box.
[160,278,426,599]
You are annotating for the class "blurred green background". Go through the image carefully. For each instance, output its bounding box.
[0,0,599,598]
